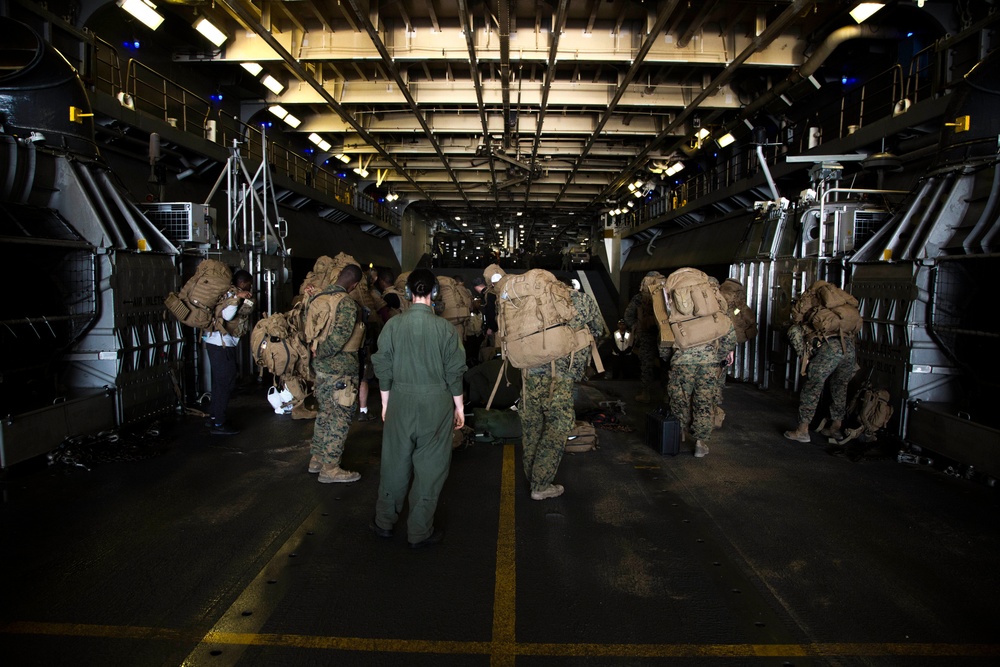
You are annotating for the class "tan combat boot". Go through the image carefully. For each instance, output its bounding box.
[317,463,361,484]
[291,404,318,420]
[783,423,811,443]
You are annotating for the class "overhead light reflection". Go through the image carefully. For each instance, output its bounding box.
[850,2,885,23]
[194,17,227,46]
[118,0,164,31]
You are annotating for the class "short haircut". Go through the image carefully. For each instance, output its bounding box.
[376,267,396,286]
[338,264,362,285]
[233,269,253,289]
[407,268,437,298]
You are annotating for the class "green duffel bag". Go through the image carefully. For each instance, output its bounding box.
[472,407,522,442]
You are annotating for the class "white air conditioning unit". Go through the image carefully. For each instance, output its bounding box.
[139,202,214,243]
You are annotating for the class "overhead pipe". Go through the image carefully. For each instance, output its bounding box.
[68,162,127,248]
[756,145,781,201]
[596,0,814,203]
[919,169,975,258]
[738,25,903,126]
[96,170,179,255]
[883,177,941,260]
[900,173,954,259]
[965,157,1000,253]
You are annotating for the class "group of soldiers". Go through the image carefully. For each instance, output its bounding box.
[205,259,859,544]
[620,270,860,455]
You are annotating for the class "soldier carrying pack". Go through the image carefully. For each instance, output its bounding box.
[494,269,588,369]
[790,280,863,374]
[662,267,733,350]
[164,258,233,331]
[719,278,758,344]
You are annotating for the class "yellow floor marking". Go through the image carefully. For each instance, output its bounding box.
[6,448,1000,662]
[490,443,517,667]
[4,623,1000,658]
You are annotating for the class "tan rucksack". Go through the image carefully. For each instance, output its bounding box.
[495,269,585,369]
[164,258,232,331]
[663,268,732,350]
[792,280,862,339]
[436,276,472,330]
[640,273,675,349]
[719,279,758,344]
[565,420,598,452]
[251,313,310,379]
[303,289,365,354]
[299,252,360,297]
[858,386,893,435]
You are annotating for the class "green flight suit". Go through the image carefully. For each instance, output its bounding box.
[371,303,467,543]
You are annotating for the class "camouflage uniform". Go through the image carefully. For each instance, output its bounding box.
[798,337,858,425]
[623,292,660,397]
[520,290,605,494]
[310,285,361,466]
[667,327,736,441]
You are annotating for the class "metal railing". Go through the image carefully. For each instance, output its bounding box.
[89,40,398,231]
[616,33,959,233]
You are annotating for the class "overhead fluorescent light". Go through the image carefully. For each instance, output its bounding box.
[717,133,736,148]
[308,133,323,145]
[268,105,288,119]
[317,139,331,152]
[194,17,227,46]
[665,162,685,176]
[283,114,301,128]
[261,74,285,95]
[353,167,369,178]
[241,62,263,76]
[334,153,351,164]
[118,0,164,30]
[850,2,885,23]
[695,128,710,140]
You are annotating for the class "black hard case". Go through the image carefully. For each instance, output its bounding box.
[645,406,681,455]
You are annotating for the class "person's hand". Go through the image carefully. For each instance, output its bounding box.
[303,285,317,297]
[454,407,465,430]
[726,350,735,366]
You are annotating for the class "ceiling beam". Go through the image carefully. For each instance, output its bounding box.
[216,0,433,201]
[596,0,814,204]
[343,0,473,209]
[457,0,501,220]
[554,0,682,205]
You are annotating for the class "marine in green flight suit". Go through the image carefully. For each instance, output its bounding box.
[371,269,467,548]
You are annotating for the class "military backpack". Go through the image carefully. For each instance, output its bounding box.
[494,269,586,369]
[663,267,732,350]
[164,258,232,331]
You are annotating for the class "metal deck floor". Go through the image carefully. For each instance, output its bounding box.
[2,379,999,666]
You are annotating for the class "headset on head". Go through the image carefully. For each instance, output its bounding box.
[404,279,439,302]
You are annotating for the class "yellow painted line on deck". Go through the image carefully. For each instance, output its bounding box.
[4,623,1000,658]
[490,443,518,667]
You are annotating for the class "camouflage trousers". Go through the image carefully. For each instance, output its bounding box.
[520,375,574,493]
[667,363,719,441]
[798,342,858,425]
[311,371,356,465]
[635,334,660,394]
